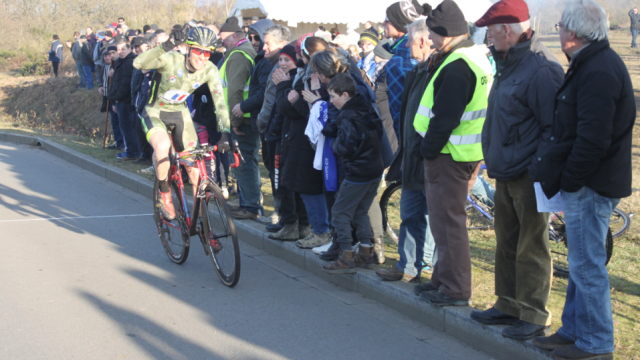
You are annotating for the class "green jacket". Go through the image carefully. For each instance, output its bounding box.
[132,45,230,133]
[221,40,256,127]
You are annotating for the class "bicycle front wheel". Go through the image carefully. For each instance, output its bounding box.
[200,184,241,287]
[153,179,190,264]
[379,182,402,246]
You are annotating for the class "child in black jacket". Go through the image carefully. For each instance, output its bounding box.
[323,73,384,274]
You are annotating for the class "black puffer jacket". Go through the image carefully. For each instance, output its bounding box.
[537,40,635,199]
[332,93,384,183]
[275,67,323,195]
[110,52,136,104]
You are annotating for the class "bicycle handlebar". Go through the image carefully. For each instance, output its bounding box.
[177,141,242,168]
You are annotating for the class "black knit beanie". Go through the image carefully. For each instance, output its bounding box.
[425,0,468,37]
[280,45,297,63]
[385,0,422,34]
[219,17,242,33]
[143,25,151,33]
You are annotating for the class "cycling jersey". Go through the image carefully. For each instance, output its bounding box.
[133,45,231,150]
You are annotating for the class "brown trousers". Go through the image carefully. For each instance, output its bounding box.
[494,172,552,326]
[424,154,478,300]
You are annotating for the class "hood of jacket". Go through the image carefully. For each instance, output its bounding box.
[249,19,274,53]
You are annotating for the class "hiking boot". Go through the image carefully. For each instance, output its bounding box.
[257,211,279,225]
[319,241,340,261]
[551,344,612,360]
[157,190,176,221]
[323,250,356,274]
[375,267,420,283]
[502,320,549,340]
[470,307,519,326]
[229,208,258,220]
[419,291,469,307]
[227,198,240,210]
[266,223,283,233]
[413,282,438,296]
[298,223,312,239]
[354,245,377,269]
[296,232,331,249]
[372,236,385,264]
[268,221,299,241]
[532,333,575,351]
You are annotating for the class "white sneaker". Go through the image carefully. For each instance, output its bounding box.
[141,165,155,174]
[221,186,229,200]
[312,241,333,255]
[256,212,280,225]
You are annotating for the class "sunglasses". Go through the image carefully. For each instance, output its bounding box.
[191,47,212,58]
[555,23,564,32]
[249,34,260,42]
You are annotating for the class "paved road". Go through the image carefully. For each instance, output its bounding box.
[0,141,493,360]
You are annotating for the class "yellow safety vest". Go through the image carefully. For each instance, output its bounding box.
[413,45,493,162]
[219,49,254,118]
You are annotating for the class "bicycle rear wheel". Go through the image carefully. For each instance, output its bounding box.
[379,182,402,246]
[200,184,241,287]
[153,179,190,264]
[549,212,613,278]
[609,208,631,238]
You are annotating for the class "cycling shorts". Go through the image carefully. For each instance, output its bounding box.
[141,106,198,152]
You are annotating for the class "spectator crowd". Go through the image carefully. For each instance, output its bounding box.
[48,0,635,359]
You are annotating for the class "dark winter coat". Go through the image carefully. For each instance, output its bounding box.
[537,40,635,199]
[386,59,429,190]
[332,93,384,183]
[81,41,94,66]
[275,68,323,195]
[321,70,375,138]
[191,83,218,129]
[110,52,136,104]
[629,9,640,30]
[49,40,63,63]
[482,32,564,181]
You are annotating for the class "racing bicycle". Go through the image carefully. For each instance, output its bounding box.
[153,126,242,287]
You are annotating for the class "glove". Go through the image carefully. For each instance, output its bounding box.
[171,24,190,46]
[216,132,231,153]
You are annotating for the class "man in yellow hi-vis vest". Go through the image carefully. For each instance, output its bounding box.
[412,0,493,307]
[218,17,259,220]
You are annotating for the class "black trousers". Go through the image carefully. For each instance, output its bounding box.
[278,189,309,226]
[52,62,59,77]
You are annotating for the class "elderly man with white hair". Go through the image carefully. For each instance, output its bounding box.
[469,0,564,341]
[532,1,636,359]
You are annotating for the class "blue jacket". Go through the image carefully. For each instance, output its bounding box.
[49,40,63,63]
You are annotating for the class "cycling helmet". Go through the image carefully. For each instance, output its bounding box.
[186,27,217,51]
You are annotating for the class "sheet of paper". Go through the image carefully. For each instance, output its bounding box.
[534,182,563,213]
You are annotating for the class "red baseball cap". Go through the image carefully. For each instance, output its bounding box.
[475,0,529,27]
[112,22,117,27]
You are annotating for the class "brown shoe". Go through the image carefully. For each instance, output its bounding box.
[323,250,356,274]
[354,245,377,269]
[375,267,420,283]
[229,208,258,220]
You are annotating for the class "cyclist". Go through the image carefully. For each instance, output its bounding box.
[133,25,231,220]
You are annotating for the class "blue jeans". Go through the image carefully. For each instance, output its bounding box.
[109,104,124,147]
[470,174,495,207]
[231,123,262,214]
[82,65,94,89]
[632,29,639,47]
[116,102,140,158]
[395,188,437,277]
[558,186,619,354]
[75,60,85,86]
[300,193,330,234]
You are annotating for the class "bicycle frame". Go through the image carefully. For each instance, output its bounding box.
[467,194,494,222]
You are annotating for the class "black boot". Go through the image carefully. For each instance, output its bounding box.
[320,240,340,261]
